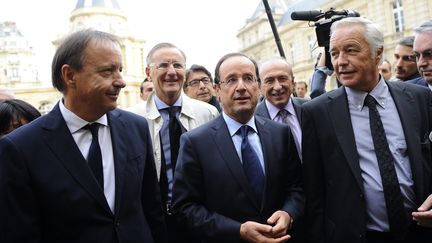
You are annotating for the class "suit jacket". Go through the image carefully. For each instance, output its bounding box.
[128,91,219,179]
[0,104,166,243]
[407,76,428,87]
[255,97,308,124]
[172,115,304,243]
[302,81,432,243]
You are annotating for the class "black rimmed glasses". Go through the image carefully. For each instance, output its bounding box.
[414,50,432,61]
[187,77,212,87]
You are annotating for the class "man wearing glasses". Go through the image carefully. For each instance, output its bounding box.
[412,19,432,227]
[173,53,303,243]
[184,64,222,112]
[410,20,432,90]
[128,43,218,243]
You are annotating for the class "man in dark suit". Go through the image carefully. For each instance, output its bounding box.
[0,30,166,243]
[412,19,432,227]
[302,17,432,243]
[255,57,308,160]
[407,76,428,87]
[172,52,304,243]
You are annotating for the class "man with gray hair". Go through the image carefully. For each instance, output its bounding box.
[128,42,218,243]
[302,17,432,242]
[412,20,432,228]
[410,20,432,89]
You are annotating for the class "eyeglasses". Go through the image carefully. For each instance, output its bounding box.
[149,61,185,70]
[219,75,258,87]
[395,54,416,62]
[187,77,212,87]
[414,50,432,61]
[263,75,292,85]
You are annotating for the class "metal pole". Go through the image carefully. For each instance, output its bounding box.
[262,0,286,58]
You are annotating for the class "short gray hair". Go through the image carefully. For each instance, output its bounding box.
[146,42,186,66]
[331,17,384,61]
[414,20,432,35]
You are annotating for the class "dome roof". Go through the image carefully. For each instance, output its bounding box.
[74,0,121,10]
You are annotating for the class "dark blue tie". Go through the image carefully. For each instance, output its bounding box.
[364,94,408,239]
[86,123,103,189]
[167,106,182,170]
[239,125,265,203]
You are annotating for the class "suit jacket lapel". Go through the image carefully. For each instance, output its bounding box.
[107,110,127,216]
[329,88,364,190]
[292,99,303,124]
[42,104,112,214]
[388,83,424,201]
[255,101,271,119]
[212,116,260,209]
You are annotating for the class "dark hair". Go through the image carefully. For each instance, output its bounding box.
[296,81,308,89]
[0,99,41,135]
[51,29,121,92]
[397,36,415,48]
[184,64,213,89]
[146,42,186,66]
[213,52,260,85]
[140,77,150,93]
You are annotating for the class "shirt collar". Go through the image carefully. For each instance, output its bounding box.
[265,98,295,120]
[222,112,257,137]
[59,99,108,134]
[345,77,388,111]
[154,94,182,110]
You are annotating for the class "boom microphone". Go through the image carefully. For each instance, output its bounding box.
[291,10,323,21]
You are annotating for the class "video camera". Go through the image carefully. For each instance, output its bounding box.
[291,8,360,70]
[291,8,360,47]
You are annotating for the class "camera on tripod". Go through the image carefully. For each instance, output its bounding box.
[291,8,360,47]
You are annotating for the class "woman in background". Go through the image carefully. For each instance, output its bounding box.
[0,99,41,137]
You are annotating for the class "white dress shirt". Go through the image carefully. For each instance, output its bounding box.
[59,100,115,212]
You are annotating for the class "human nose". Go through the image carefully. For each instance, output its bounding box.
[417,54,428,68]
[333,52,348,67]
[395,57,403,67]
[198,80,206,89]
[164,62,179,75]
[235,78,248,91]
[273,79,282,90]
[113,72,126,88]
